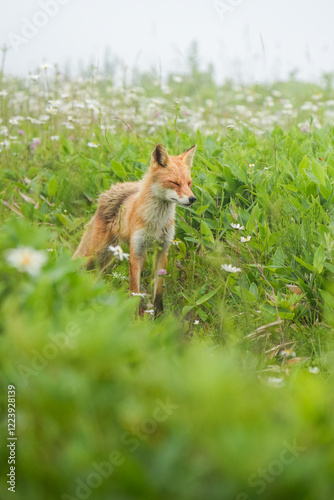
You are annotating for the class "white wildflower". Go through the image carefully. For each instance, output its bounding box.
[193,320,199,325]
[144,309,155,316]
[131,292,146,298]
[46,106,57,115]
[221,264,241,273]
[87,142,99,148]
[108,245,129,261]
[308,366,319,374]
[6,246,47,276]
[240,236,251,243]
[50,136,59,141]
[48,100,61,107]
[231,223,245,230]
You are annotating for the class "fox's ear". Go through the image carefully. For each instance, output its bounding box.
[151,143,169,168]
[179,144,197,169]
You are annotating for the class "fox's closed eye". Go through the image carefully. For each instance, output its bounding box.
[171,181,180,186]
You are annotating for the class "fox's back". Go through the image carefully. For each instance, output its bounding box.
[97,181,141,222]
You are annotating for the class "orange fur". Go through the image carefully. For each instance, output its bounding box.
[73,143,197,314]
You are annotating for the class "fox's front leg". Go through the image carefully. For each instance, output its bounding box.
[129,238,146,314]
[153,250,168,316]
[129,252,146,294]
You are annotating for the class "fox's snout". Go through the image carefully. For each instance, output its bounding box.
[189,196,196,204]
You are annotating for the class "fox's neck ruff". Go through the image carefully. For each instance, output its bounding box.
[140,180,175,232]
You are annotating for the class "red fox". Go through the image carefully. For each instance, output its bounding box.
[73,143,197,314]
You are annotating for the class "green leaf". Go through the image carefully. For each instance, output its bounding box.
[204,137,217,156]
[201,221,214,243]
[249,282,258,300]
[319,184,332,200]
[47,176,57,197]
[178,220,199,239]
[197,308,208,321]
[195,285,222,306]
[298,155,310,174]
[181,305,193,317]
[231,163,248,184]
[234,286,256,303]
[111,160,128,178]
[54,214,85,232]
[198,154,219,172]
[272,247,285,267]
[196,204,210,216]
[320,290,334,309]
[313,246,325,273]
[293,255,317,273]
[278,311,295,320]
[323,262,334,273]
[175,241,186,254]
[311,158,327,186]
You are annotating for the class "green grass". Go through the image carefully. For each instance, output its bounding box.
[1,64,334,499]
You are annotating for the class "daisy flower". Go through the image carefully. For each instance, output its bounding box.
[231,223,245,230]
[221,264,241,273]
[308,366,319,374]
[108,245,129,261]
[240,236,251,243]
[46,106,57,115]
[6,246,47,276]
[87,142,99,148]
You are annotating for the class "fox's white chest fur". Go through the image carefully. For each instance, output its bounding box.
[132,191,175,256]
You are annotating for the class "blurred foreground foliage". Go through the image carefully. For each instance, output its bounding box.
[0,219,334,500]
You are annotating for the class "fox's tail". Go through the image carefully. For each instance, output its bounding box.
[73,217,95,259]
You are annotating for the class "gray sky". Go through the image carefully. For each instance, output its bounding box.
[1,0,333,82]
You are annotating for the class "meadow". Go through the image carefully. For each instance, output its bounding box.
[1,56,334,499]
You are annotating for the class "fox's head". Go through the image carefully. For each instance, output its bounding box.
[149,143,197,207]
